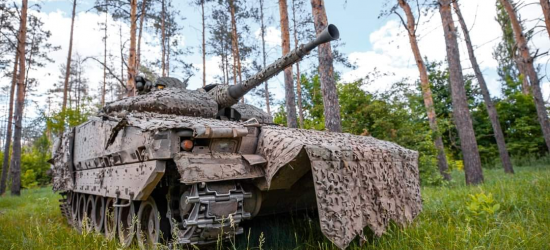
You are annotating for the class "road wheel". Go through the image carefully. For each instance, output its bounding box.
[137,197,161,249]
[117,201,136,247]
[93,196,105,233]
[104,198,118,239]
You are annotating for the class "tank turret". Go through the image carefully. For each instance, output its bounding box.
[103,25,339,120]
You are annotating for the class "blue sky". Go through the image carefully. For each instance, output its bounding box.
[3,0,550,117]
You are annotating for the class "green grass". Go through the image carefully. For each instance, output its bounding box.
[1,165,549,250]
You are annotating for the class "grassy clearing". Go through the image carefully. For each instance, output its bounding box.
[0,165,549,250]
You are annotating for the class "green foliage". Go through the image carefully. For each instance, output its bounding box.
[20,133,52,188]
[272,104,287,126]
[46,103,94,136]
[300,74,326,130]
[466,192,501,217]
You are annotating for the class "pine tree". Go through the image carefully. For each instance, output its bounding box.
[396,0,450,180]
[499,0,550,153]
[438,0,484,185]
[10,0,28,196]
[310,0,342,132]
[278,0,298,128]
[453,0,514,174]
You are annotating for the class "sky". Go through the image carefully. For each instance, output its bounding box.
[1,0,549,121]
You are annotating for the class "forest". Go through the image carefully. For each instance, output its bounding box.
[0,0,549,249]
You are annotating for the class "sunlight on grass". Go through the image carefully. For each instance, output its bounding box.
[0,166,549,250]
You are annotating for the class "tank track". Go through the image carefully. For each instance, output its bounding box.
[58,181,254,247]
[168,181,252,245]
[59,192,72,224]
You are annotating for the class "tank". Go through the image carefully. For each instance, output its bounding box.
[50,24,422,249]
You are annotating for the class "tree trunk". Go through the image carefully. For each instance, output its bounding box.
[229,0,243,101]
[119,24,125,97]
[310,0,342,132]
[517,57,531,94]
[398,0,450,180]
[439,0,484,185]
[161,0,166,77]
[279,0,298,128]
[61,0,76,130]
[127,0,137,97]
[0,50,18,195]
[292,0,304,128]
[500,0,550,152]
[453,0,514,174]
[260,0,270,115]
[102,5,108,106]
[10,0,28,196]
[166,14,170,77]
[541,0,550,38]
[201,0,206,87]
[137,0,147,75]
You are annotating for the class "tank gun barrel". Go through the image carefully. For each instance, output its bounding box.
[209,24,340,109]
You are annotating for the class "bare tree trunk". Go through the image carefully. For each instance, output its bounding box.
[292,0,303,128]
[137,0,147,75]
[166,7,170,77]
[201,0,206,87]
[102,5,108,106]
[453,1,514,174]
[541,0,550,38]
[279,0,298,128]
[500,0,550,152]
[77,60,81,111]
[61,0,76,130]
[10,0,28,196]
[119,24,125,95]
[0,50,18,195]
[439,0,484,185]
[229,0,243,102]
[161,0,166,77]
[127,0,137,97]
[398,0,450,180]
[259,0,271,115]
[310,0,341,132]
[516,57,531,94]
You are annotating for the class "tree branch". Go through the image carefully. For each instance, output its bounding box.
[82,56,128,90]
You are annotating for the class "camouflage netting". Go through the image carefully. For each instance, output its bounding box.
[231,103,273,124]
[119,112,246,133]
[103,88,218,118]
[256,126,422,249]
[51,129,75,192]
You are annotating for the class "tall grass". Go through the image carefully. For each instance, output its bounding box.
[1,166,549,250]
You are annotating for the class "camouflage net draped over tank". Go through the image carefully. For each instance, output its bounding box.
[51,129,74,192]
[256,126,422,249]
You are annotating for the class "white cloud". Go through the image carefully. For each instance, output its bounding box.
[254,26,281,47]
[342,0,550,99]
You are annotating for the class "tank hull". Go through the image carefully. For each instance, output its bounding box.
[51,111,421,249]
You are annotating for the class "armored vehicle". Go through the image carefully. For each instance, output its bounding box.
[50,24,422,249]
